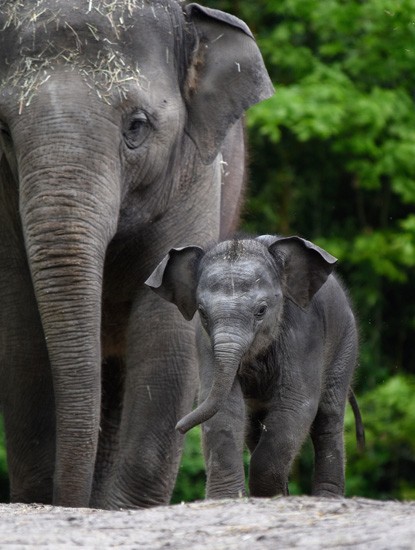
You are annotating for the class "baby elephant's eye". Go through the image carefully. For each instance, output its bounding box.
[254,304,268,320]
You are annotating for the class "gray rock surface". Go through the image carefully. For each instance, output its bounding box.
[1,497,414,549]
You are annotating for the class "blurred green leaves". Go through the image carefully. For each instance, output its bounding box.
[0,417,8,501]
[172,427,205,504]
[345,375,415,499]
[241,0,415,383]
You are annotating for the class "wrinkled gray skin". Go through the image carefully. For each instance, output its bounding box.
[146,236,360,498]
[0,0,273,508]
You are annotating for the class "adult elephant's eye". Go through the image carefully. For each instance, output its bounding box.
[123,110,152,149]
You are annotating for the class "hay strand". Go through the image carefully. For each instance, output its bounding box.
[0,0,159,110]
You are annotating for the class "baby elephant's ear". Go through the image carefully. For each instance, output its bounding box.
[267,236,337,309]
[145,246,204,320]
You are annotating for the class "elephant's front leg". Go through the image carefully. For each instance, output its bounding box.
[197,340,246,499]
[91,357,124,507]
[0,256,55,504]
[200,378,246,499]
[102,289,198,509]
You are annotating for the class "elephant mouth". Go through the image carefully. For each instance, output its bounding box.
[236,361,246,376]
[237,358,262,380]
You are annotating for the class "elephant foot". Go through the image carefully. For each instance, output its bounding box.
[312,482,344,498]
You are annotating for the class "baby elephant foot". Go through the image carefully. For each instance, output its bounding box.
[312,483,344,498]
[249,473,289,498]
[207,485,246,499]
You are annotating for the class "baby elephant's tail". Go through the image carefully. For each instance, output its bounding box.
[348,388,366,453]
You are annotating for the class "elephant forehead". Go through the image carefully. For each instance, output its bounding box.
[198,259,277,296]
[0,1,179,38]
[0,1,183,109]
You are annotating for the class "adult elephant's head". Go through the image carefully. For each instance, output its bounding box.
[0,1,273,507]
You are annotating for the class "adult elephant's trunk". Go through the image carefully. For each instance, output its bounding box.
[176,334,246,434]
[14,83,120,507]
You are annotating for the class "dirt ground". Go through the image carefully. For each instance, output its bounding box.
[1,496,415,549]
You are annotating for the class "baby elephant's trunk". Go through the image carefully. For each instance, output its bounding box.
[175,340,243,434]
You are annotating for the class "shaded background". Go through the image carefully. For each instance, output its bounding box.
[1,0,415,503]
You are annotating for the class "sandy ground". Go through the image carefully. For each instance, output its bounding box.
[1,496,415,549]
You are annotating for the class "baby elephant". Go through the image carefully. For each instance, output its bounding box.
[146,236,363,499]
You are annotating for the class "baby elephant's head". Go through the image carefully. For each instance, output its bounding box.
[145,236,337,433]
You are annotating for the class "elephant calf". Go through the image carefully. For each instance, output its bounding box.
[146,235,364,498]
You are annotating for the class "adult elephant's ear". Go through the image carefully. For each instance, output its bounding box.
[145,246,204,321]
[184,4,274,164]
[266,236,338,309]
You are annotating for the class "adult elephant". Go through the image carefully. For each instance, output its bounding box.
[0,1,273,509]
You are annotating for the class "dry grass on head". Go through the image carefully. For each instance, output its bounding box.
[0,0,161,111]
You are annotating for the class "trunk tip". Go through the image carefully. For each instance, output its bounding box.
[175,418,191,434]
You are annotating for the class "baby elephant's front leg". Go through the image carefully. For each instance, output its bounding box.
[201,379,246,499]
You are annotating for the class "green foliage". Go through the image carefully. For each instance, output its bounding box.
[0,417,9,502]
[345,375,415,499]
[172,427,205,503]
[241,0,415,388]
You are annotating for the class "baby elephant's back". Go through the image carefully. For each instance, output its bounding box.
[310,273,358,362]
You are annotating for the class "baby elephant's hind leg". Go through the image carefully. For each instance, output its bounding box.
[248,407,316,497]
[311,333,357,497]
[311,403,346,497]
